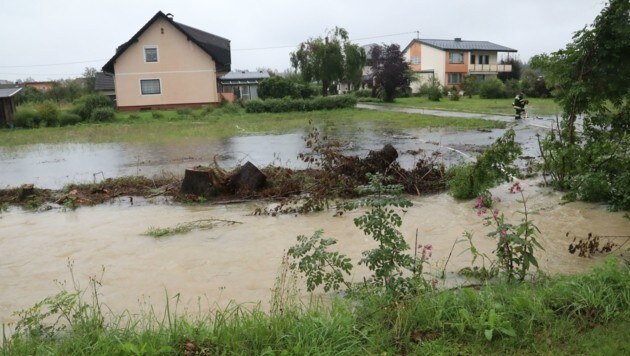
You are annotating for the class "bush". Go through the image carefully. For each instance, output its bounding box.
[90,107,116,122]
[258,76,299,99]
[12,109,39,128]
[479,78,508,99]
[151,111,163,119]
[353,89,372,98]
[448,90,460,101]
[244,95,357,113]
[73,94,113,120]
[504,79,521,98]
[59,112,83,126]
[36,101,59,127]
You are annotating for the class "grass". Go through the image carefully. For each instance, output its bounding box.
[2,258,628,355]
[0,107,506,147]
[367,95,562,116]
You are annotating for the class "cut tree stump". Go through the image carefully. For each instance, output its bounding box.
[362,144,399,172]
[226,161,267,194]
[181,167,217,197]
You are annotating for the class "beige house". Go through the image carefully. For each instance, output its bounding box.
[103,11,231,111]
[402,38,517,92]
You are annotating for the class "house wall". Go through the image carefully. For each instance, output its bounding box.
[407,42,422,72]
[420,45,446,85]
[113,18,219,109]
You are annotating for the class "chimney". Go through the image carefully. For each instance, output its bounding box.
[454,37,462,42]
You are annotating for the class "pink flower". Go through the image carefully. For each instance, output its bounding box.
[509,182,522,194]
[474,198,483,209]
[500,229,508,238]
[424,244,433,251]
[493,210,500,218]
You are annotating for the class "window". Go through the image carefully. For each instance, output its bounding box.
[144,46,158,63]
[411,56,421,65]
[140,79,161,95]
[449,52,464,64]
[447,73,463,84]
[470,55,476,64]
[478,55,489,65]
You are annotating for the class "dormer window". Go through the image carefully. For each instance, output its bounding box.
[144,46,158,63]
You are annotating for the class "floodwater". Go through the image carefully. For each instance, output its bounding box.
[1,179,629,327]
[0,121,549,189]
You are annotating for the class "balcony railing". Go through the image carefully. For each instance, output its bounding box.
[468,64,512,73]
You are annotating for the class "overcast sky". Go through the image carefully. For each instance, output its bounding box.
[0,0,607,82]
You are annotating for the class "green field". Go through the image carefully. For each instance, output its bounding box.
[1,107,505,147]
[370,96,562,116]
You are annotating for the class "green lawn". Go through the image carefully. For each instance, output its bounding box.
[1,107,505,147]
[368,95,562,116]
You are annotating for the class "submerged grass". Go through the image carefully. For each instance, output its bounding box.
[2,258,628,355]
[371,96,562,116]
[0,108,505,147]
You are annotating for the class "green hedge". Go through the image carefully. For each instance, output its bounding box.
[244,95,357,113]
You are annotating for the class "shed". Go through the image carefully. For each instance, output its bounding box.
[95,72,115,100]
[219,70,270,101]
[0,86,23,128]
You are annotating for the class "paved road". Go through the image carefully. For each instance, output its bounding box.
[356,103,563,130]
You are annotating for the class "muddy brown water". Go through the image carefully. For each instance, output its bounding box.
[2,179,628,328]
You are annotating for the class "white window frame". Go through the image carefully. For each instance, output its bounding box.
[411,56,421,65]
[449,52,464,64]
[144,45,159,63]
[478,55,489,65]
[140,78,162,95]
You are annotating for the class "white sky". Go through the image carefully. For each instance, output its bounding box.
[0,0,606,82]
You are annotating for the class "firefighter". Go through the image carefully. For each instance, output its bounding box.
[513,92,528,120]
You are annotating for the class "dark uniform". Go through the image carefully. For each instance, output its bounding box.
[513,93,527,120]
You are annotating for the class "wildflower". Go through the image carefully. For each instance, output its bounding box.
[500,229,508,238]
[509,182,522,194]
[474,197,483,209]
[493,210,499,218]
[424,244,432,251]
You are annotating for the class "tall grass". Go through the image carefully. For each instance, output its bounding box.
[2,257,628,355]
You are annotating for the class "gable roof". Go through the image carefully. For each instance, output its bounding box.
[102,11,231,73]
[0,86,23,98]
[404,38,517,53]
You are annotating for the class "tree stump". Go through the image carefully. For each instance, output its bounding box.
[226,161,267,194]
[181,167,216,197]
[362,144,399,173]
[19,184,35,201]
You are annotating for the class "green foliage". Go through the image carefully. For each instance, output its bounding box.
[460,75,479,97]
[448,129,522,199]
[290,27,366,96]
[370,44,411,102]
[12,108,39,128]
[59,112,83,126]
[349,174,419,295]
[448,90,460,101]
[421,77,443,101]
[36,101,60,127]
[483,183,544,281]
[533,0,630,210]
[258,75,317,100]
[287,230,353,292]
[89,107,116,122]
[479,78,508,99]
[244,95,357,113]
[353,89,372,98]
[73,93,113,120]
[497,58,523,82]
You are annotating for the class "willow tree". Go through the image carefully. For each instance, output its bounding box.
[531,0,630,209]
[290,27,366,96]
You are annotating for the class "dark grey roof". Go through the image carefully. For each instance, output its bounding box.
[94,72,115,91]
[0,87,22,98]
[404,38,517,53]
[103,11,231,73]
[220,70,269,85]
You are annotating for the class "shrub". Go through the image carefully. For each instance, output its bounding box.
[258,76,299,99]
[448,90,460,101]
[353,89,372,98]
[479,78,508,99]
[244,95,356,113]
[90,107,116,122]
[58,112,82,126]
[151,111,163,119]
[12,109,39,128]
[37,101,60,127]
[73,94,113,120]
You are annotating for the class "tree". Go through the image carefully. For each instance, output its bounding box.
[290,27,366,96]
[370,44,410,102]
[82,67,98,93]
[531,0,630,209]
[497,58,522,82]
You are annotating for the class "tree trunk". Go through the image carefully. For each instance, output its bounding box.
[226,161,267,194]
[181,167,217,197]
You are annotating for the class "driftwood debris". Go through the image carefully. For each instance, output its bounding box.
[226,161,267,194]
[181,166,218,197]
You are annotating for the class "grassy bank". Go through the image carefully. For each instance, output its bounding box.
[2,258,628,355]
[370,96,562,116]
[0,108,505,147]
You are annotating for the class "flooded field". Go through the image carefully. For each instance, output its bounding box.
[0,121,548,189]
[1,179,628,326]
